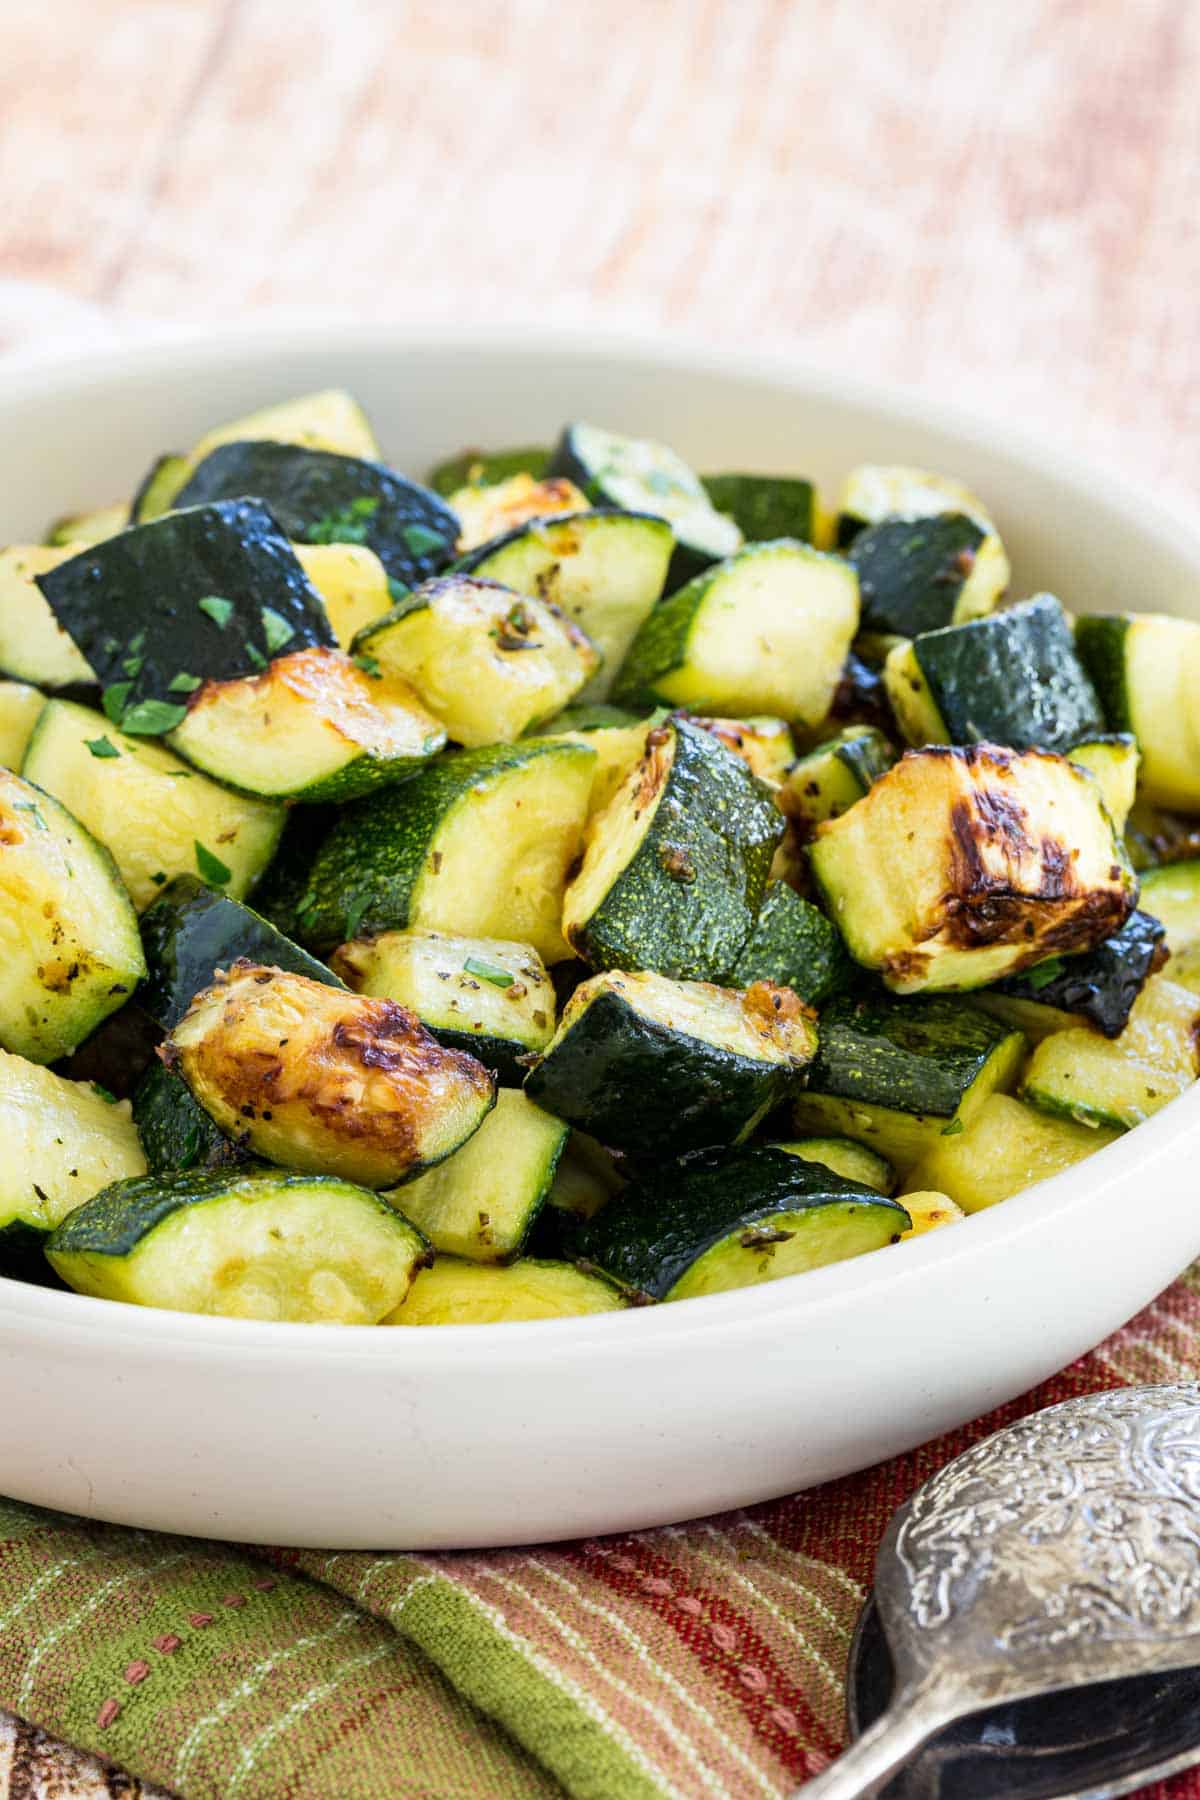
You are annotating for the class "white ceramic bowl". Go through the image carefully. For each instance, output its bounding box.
[1,324,1198,1549]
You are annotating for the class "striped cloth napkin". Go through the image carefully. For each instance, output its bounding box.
[1,1271,1198,1799]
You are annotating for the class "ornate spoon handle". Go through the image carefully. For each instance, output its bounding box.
[791,1681,954,1800]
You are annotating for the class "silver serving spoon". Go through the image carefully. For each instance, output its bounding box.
[798,1383,1200,1799]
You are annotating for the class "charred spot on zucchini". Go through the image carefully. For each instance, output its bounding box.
[427,445,551,497]
[778,727,895,837]
[353,574,600,746]
[133,1060,246,1175]
[791,992,1026,1171]
[383,1087,567,1262]
[835,464,993,547]
[295,737,596,962]
[614,541,858,727]
[574,1145,909,1302]
[726,883,852,1005]
[386,1254,627,1324]
[0,1050,146,1248]
[973,909,1166,1040]
[450,475,590,552]
[699,473,815,546]
[905,1092,1118,1213]
[1076,612,1200,809]
[0,546,94,689]
[164,962,496,1190]
[46,1164,429,1322]
[847,513,1008,638]
[810,745,1137,993]
[1020,973,1200,1130]
[562,716,782,981]
[524,969,816,1159]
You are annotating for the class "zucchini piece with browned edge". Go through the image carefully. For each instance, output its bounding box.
[810,746,1136,993]
[331,928,554,1083]
[973,910,1166,1040]
[791,992,1026,1172]
[1020,974,1200,1130]
[449,476,589,552]
[525,969,816,1158]
[904,1092,1118,1213]
[132,1061,246,1175]
[563,717,782,980]
[687,715,795,785]
[46,1165,429,1322]
[777,727,894,836]
[700,474,815,546]
[835,464,993,547]
[614,541,859,727]
[383,1088,567,1262]
[353,575,599,745]
[847,513,1008,638]
[898,1193,965,1237]
[23,698,284,908]
[0,546,94,688]
[387,1255,628,1324]
[0,768,146,1063]
[165,963,495,1189]
[1076,612,1200,809]
[771,1137,894,1195]
[726,884,852,1006]
[295,737,596,961]
[575,1145,909,1302]
[0,681,45,770]
[457,511,673,702]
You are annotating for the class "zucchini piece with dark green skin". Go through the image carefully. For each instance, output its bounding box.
[172,442,459,588]
[777,727,894,836]
[139,875,343,1028]
[884,596,1105,753]
[456,511,673,702]
[973,910,1167,1040]
[1075,611,1200,809]
[562,717,782,981]
[575,1146,909,1302]
[0,768,146,1063]
[383,1088,568,1262]
[130,452,191,523]
[1139,860,1200,950]
[387,1254,629,1323]
[35,500,336,717]
[835,464,994,547]
[1020,973,1200,1130]
[824,652,898,738]
[1066,733,1139,833]
[427,445,551,497]
[615,541,859,727]
[547,422,741,588]
[846,513,1008,637]
[524,969,817,1159]
[46,1165,430,1322]
[165,962,496,1189]
[770,1136,895,1194]
[791,992,1026,1171]
[132,1061,246,1174]
[295,738,596,961]
[700,474,815,545]
[726,884,852,1005]
[331,928,555,1083]
[249,804,339,940]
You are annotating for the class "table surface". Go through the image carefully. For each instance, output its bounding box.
[1,0,1197,505]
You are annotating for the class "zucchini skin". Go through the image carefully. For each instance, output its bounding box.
[805,993,1023,1120]
[130,452,190,523]
[36,500,336,711]
[1074,615,1132,731]
[248,804,338,940]
[981,909,1167,1039]
[139,875,343,1029]
[847,513,986,637]
[727,884,852,1005]
[428,446,550,497]
[700,474,815,545]
[133,1061,246,1174]
[173,442,459,588]
[575,1145,908,1300]
[564,719,783,981]
[45,1166,335,1258]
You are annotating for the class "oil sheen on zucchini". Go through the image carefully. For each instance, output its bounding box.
[46,1165,430,1322]
[165,963,496,1188]
[562,717,782,981]
[575,1146,909,1302]
[525,969,817,1158]
[387,1255,627,1324]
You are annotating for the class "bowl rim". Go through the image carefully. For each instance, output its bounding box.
[2,317,1197,1361]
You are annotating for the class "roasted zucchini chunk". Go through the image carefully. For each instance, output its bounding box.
[384,1087,568,1262]
[810,745,1137,993]
[46,1165,429,1322]
[189,389,382,466]
[1020,973,1200,1130]
[543,1130,625,1222]
[450,474,590,551]
[353,574,600,745]
[0,546,94,688]
[24,699,284,909]
[0,681,46,771]
[173,441,459,588]
[847,513,1009,638]
[1066,734,1140,834]
[973,909,1166,1040]
[726,883,852,1006]
[770,1136,895,1194]
[138,875,343,1029]
[386,1255,628,1324]
[905,1092,1119,1213]
[777,726,895,837]
[614,541,859,728]
[562,717,782,981]
[133,1060,246,1175]
[835,464,993,546]
[428,444,550,497]
[686,715,795,785]
[1140,859,1200,950]
[525,969,816,1159]
[0,1050,146,1257]
[791,992,1025,1172]
[457,511,673,702]
[897,1192,965,1238]
[1076,612,1200,809]
[574,1146,909,1302]
[547,421,741,588]
[164,963,496,1189]
[699,473,816,546]
[884,596,1105,754]
[544,711,653,818]
[294,543,394,650]
[169,647,446,803]
[295,738,596,961]
[331,928,554,1083]
[0,769,145,1062]
[234,803,337,941]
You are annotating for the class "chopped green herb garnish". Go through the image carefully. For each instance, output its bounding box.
[344,894,371,940]
[260,606,295,654]
[120,699,188,736]
[128,630,146,655]
[353,652,382,679]
[194,840,232,886]
[309,496,380,545]
[102,681,134,723]
[463,956,515,988]
[401,522,448,557]
[244,642,268,671]
[121,653,145,678]
[167,671,202,694]
[101,635,120,657]
[1026,957,1065,992]
[198,595,234,629]
[13,801,47,830]
[84,736,121,759]
[940,1117,965,1138]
